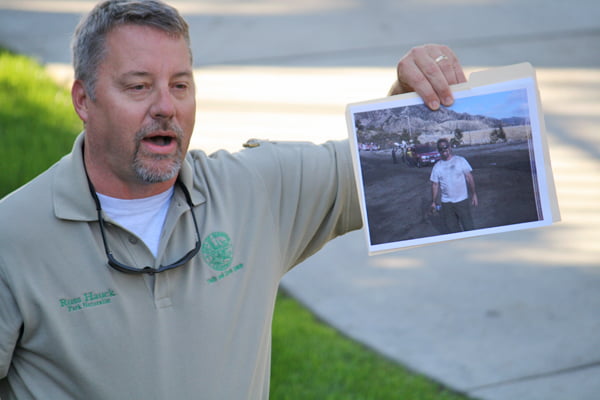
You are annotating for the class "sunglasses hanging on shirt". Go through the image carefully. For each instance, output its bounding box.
[85,173,201,275]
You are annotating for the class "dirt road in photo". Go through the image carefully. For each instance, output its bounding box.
[358,141,541,245]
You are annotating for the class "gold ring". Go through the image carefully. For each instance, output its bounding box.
[435,55,449,63]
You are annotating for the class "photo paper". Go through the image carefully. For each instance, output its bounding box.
[346,63,560,255]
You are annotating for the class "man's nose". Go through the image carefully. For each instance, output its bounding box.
[150,87,176,120]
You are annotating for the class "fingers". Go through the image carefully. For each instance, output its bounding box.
[426,45,466,87]
[394,44,467,110]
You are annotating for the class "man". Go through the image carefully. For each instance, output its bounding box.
[430,138,478,233]
[0,1,465,398]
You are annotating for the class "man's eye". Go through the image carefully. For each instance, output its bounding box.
[126,83,149,92]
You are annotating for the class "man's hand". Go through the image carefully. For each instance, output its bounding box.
[388,44,466,110]
[471,193,479,207]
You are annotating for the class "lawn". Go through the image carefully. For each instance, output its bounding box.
[272,291,470,399]
[0,48,81,197]
[0,48,471,400]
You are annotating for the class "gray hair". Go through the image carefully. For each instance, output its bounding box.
[72,0,191,100]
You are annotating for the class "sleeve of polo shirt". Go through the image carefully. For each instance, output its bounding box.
[238,139,363,270]
[0,265,22,378]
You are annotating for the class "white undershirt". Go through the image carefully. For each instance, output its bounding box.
[97,187,174,257]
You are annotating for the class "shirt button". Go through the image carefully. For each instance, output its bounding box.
[128,236,138,244]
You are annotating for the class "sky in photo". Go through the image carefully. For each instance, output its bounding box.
[447,88,530,120]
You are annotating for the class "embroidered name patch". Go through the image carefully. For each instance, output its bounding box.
[59,289,117,312]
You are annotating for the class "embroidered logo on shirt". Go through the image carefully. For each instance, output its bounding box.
[59,289,117,312]
[202,232,244,284]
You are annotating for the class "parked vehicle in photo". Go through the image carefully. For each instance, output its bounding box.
[406,144,441,167]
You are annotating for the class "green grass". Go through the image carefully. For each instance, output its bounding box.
[272,291,469,400]
[0,48,81,198]
[1,49,471,399]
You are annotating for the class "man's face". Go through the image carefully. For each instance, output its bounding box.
[80,24,196,190]
[438,141,451,160]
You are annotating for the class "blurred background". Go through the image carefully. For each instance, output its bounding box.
[0,1,599,399]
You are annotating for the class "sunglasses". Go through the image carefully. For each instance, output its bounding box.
[86,176,201,275]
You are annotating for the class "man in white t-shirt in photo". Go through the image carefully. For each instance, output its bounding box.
[430,138,478,233]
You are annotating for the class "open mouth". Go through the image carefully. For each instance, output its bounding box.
[138,131,180,155]
[145,135,174,146]
[136,124,182,155]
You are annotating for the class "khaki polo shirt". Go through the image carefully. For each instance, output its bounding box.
[0,133,361,399]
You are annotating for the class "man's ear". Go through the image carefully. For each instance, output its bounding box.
[71,80,89,123]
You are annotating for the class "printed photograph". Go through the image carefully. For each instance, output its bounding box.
[348,78,555,254]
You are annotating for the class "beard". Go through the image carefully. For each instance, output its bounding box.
[132,121,185,184]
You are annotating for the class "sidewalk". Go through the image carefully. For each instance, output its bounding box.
[1,1,599,399]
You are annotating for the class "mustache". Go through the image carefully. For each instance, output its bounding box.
[135,120,184,143]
